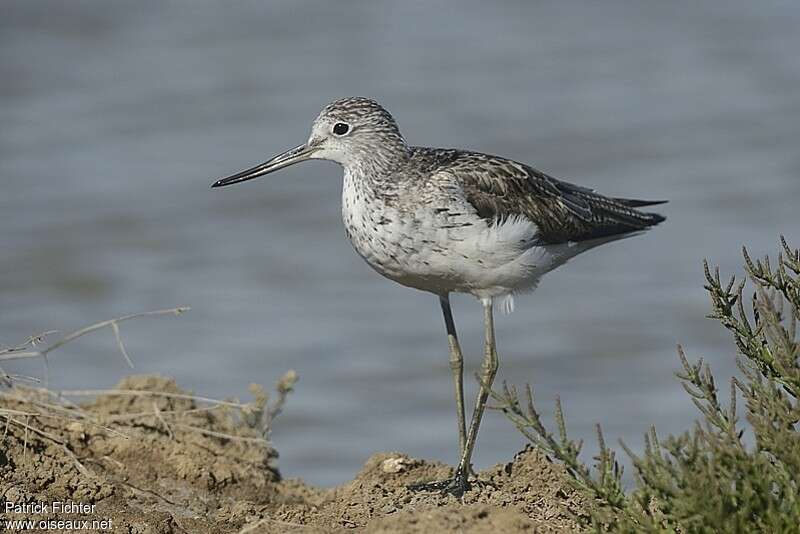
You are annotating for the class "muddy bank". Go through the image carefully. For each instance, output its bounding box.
[1,375,592,533]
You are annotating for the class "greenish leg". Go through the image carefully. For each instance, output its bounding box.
[409,297,498,496]
[456,298,498,479]
[440,294,467,458]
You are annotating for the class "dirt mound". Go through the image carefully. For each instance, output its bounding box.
[265,449,589,533]
[1,375,591,533]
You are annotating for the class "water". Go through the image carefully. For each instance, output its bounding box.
[2,1,798,486]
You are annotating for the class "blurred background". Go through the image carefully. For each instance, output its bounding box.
[2,1,799,486]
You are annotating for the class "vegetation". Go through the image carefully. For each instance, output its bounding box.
[492,237,800,533]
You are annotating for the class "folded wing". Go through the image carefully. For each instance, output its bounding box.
[445,151,666,244]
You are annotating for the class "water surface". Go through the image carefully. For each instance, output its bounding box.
[2,1,799,485]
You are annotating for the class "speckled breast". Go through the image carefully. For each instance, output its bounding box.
[340,173,453,293]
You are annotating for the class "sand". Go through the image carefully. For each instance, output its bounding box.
[0,375,592,533]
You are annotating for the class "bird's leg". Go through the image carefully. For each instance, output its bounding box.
[409,298,498,497]
[440,294,467,459]
[408,295,468,495]
[455,298,498,482]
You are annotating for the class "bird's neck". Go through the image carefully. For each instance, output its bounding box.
[342,167,394,203]
[342,144,411,184]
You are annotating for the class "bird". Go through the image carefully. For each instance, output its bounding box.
[211,96,665,496]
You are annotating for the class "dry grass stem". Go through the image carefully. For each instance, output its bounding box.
[169,422,270,445]
[152,401,174,439]
[0,307,189,388]
[56,388,250,409]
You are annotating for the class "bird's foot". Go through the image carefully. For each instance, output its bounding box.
[407,467,470,497]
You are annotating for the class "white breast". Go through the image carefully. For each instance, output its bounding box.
[341,170,387,266]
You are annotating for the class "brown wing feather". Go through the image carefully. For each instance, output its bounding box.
[440,150,665,244]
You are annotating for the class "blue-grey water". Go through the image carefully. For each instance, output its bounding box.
[2,1,799,486]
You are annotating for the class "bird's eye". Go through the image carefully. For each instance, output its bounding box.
[333,122,350,136]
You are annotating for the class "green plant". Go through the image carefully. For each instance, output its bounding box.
[491,237,800,533]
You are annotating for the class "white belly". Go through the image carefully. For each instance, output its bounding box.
[341,175,582,299]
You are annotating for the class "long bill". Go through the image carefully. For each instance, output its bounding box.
[211,143,317,188]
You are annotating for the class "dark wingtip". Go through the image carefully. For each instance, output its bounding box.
[647,212,667,225]
[615,197,669,208]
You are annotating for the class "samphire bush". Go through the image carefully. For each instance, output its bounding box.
[492,237,800,533]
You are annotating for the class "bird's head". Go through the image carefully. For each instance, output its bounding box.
[212,97,409,188]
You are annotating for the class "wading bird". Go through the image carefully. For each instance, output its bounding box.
[212,97,665,495]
